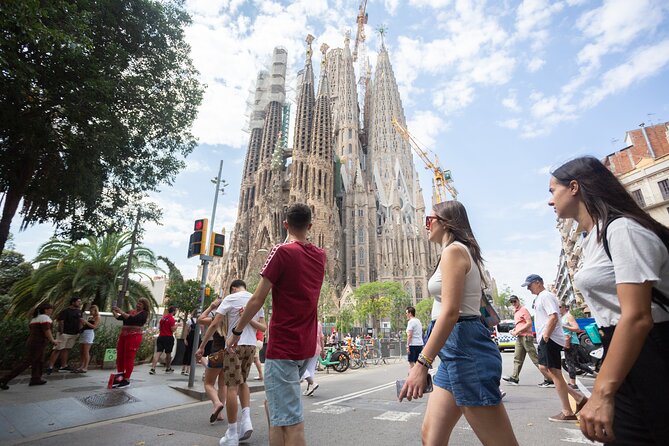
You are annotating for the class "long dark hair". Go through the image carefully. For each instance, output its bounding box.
[552,156,669,246]
[33,302,53,318]
[433,200,487,285]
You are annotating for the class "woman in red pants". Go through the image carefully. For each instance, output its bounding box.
[0,302,58,390]
[111,298,150,388]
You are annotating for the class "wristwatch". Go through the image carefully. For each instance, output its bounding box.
[231,326,243,336]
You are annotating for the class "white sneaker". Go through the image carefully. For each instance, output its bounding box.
[302,383,311,396]
[238,417,253,441]
[219,431,239,446]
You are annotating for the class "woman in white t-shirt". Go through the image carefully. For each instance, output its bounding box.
[399,200,518,446]
[549,156,669,445]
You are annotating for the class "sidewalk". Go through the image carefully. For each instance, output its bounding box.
[0,363,265,444]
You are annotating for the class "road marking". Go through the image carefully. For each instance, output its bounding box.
[560,428,599,444]
[373,411,421,422]
[575,378,591,397]
[313,381,395,406]
[311,405,353,415]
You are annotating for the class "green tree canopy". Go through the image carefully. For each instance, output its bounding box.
[164,278,206,316]
[0,250,33,295]
[389,290,412,333]
[353,282,409,333]
[0,0,204,252]
[8,232,159,317]
[415,297,434,330]
[336,307,355,335]
[494,285,514,320]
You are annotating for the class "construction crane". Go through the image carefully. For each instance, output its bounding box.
[352,0,368,62]
[391,117,458,202]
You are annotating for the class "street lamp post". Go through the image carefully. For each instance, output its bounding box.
[188,160,225,388]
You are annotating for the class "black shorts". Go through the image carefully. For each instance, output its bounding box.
[156,336,175,353]
[537,338,562,369]
[408,345,423,363]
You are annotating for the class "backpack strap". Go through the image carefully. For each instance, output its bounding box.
[601,216,669,313]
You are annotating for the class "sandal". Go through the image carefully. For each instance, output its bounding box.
[209,405,224,424]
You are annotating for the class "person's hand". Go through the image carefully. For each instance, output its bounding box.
[227,334,240,353]
[184,340,188,346]
[542,335,549,342]
[111,306,119,312]
[398,363,429,402]
[510,328,516,336]
[195,347,204,361]
[51,339,58,346]
[578,391,615,443]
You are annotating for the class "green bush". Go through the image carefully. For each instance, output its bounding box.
[0,318,30,369]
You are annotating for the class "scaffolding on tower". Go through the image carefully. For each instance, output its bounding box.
[353,0,370,132]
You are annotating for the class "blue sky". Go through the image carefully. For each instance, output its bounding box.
[11,0,669,304]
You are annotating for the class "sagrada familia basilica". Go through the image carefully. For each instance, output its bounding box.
[209,29,440,305]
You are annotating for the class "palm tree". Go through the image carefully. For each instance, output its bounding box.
[9,233,160,317]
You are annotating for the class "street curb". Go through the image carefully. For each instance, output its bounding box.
[170,383,265,401]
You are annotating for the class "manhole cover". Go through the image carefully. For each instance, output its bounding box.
[62,386,102,393]
[77,391,140,409]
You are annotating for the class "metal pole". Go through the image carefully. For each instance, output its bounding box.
[116,211,142,309]
[188,160,224,388]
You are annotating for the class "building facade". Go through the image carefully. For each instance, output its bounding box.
[211,35,436,305]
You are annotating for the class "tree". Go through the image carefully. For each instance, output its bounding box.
[164,279,201,316]
[336,307,354,335]
[389,291,412,333]
[158,256,184,286]
[353,282,409,333]
[0,0,204,252]
[0,250,33,295]
[415,297,434,331]
[494,285,514,320]
[318,279,336,319]
[8,232,159,317]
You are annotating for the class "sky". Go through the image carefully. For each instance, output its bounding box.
[11,0,669,305]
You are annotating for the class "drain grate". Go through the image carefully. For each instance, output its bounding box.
[77,391,140,409]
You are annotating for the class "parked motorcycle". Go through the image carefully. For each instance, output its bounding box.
[562,327,603,376]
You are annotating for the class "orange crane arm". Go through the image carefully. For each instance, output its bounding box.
[353,0,368,62]
[391,117,458,201]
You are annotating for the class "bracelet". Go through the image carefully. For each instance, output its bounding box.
[231,326,243,336]
[418,353,434,367]
[416,357,432,369]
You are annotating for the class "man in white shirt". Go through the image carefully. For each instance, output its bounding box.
[405,306,424,369]
[197,279,266,446]
[523,274,587,423]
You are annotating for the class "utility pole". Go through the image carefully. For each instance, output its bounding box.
[116,211,142,309]
[188,160,224,388]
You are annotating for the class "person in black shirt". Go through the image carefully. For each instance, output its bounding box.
[46,297,82,374]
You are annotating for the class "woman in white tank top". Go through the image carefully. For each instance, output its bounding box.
[399,200,518,446]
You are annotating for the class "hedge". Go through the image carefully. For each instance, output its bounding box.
[0,319,155,371]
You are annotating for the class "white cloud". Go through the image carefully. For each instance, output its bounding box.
[502,90,521,112]
[537,165,552,175]
[409,0,453,8]
[527,57,545,72]
[407,110,449,148]
[514,0,565,49]
[521,198,553,216]
[579,39,669,109]
[384,0,400,15]
[497,118,520,130]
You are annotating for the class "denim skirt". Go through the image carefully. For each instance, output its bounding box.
[432,318,502,406]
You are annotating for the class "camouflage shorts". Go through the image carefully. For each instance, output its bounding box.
[222,345,256,386]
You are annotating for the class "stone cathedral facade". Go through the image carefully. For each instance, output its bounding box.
[210,35,437,305]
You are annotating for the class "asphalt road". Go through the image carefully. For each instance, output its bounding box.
[12,352,599,445]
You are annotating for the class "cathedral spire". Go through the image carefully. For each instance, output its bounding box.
[318,43,330,97]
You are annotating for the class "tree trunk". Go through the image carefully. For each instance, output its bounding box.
[0,184,26,254]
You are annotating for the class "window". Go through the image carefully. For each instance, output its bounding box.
[659,179,669,200]
[359,271,365,283]
[630,189,646,207]
[358,229,364,243]
[358,209,363,217]
[348,128,352,139]
[359,249,365,265]
[348,143,352,154]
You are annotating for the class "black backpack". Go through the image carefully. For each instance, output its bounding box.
[601,216,669,313]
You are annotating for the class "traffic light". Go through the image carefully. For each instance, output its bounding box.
[187,218,208,258]
[209,232,225,257]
